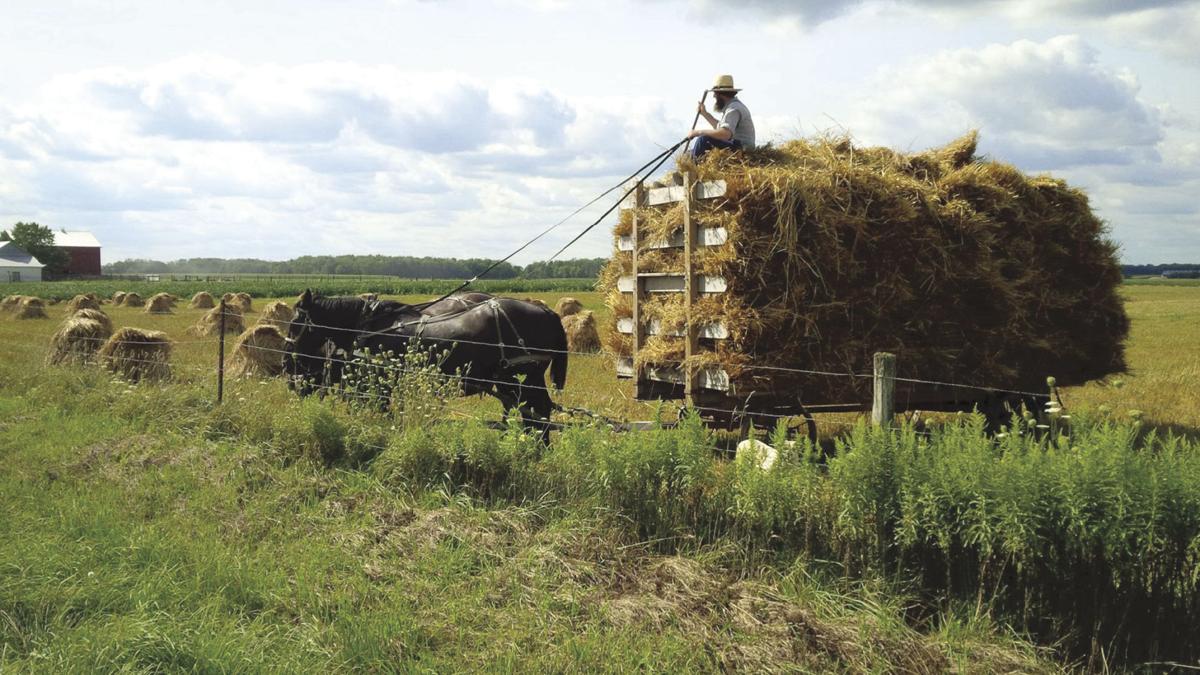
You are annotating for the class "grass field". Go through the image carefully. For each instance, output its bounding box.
[2,283,1199,671]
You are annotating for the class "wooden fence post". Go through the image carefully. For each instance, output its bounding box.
[217,299,226,404]
[872,352,896,427]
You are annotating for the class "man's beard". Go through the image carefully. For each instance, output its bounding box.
[713,96,728,112]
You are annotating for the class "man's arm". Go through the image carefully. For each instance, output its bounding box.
[688,103,735,141]
[697,100,718,129]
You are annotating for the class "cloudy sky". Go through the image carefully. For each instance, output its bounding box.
[1,0,1197,264]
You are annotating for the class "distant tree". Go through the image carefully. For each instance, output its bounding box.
[0,230,10,241]
[7,222,70,274]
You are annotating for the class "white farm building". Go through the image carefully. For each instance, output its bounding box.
[0,241,44,282]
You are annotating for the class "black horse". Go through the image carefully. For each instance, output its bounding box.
[283,290,568,440]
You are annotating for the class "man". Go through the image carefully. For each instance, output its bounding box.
[689,74,755,159]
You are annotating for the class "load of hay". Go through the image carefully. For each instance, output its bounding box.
[188,304,245,336]
[121,292,144,308]
[112,291,127,305]
[600,132,1129,404]
[47,316,113,365]
[563,310,601,353]
[228,325,287,378]
[555,297,584,316]
[13,297,47,320]
[98,328,172,382]
[257,300,295,332]
[73,308,113,333]
[190,291,215,309]
[144,292,174,314]
[523,298,550,310]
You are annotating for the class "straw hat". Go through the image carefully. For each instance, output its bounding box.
[711,74,741,93]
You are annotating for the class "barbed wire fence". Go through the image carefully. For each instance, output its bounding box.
[2,297,1061,445]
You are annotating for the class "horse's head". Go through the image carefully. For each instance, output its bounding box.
[284,289,343,395]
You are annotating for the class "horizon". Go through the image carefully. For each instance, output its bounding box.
[1,1,1197,264]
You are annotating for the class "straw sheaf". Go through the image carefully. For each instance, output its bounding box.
[13,297,47,320]
[188,304,245,336]
[65,294,102,313]
[144,293,174,314]
[562,310,601,353]
[228,324,287,379]
[48,317,112,365]
[72,308,114,334]
[98,327,172,382]
[600,131,1128,403]
[257,301,295,332]
[190,292,216,309]
[121,292,145,308]
[555,297,584,316]
[2,295,29,313]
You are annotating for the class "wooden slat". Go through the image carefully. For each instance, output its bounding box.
[616,317,728,339]
[617,275,727,293]
[615,357,731,392]
[617,226,727,252]
[621,179,727,209]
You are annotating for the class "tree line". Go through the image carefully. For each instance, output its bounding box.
[102,255,608,279]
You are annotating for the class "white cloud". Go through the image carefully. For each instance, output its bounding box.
[848,35,1164,170]
[843,35,1198,262]
[0,57,685,263]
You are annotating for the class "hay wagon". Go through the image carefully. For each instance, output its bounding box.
[612,171,1054,438]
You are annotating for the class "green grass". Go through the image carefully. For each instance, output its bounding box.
[2,284,1200,670]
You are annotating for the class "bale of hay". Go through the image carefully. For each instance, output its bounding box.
[556,297,584,316]
[14,297,47,320]
[257,300,295,331]
[73,308,113,333]
[188,304,245,336]
[121,292,144,308]
[144,293,174,314]
[190,292,215,309]
[112,291,127,305]
[233,292,253,313]
[601,132,1130,404]
[47,317,112,365]
[523,298,550,310]
[563,310,601,353]
[98,328,172,382]
[65,294,101,313]
[228,325,287,378]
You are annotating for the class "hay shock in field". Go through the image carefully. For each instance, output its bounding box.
[257,301,295,332]
[601,132,1129,405]
[190,292,216,309]
[98,327,172,382]
[228,324,286,378]
[189,304,245,336]
[145,292,174,314]
[47,317,112,365]
[563,310,601,353]
[12,297,47,320]
[65,294,101,313]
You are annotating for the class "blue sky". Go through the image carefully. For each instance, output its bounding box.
[0,0,1197,264]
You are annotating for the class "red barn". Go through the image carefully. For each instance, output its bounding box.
[52,231,102,276]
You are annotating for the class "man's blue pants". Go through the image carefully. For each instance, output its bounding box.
[691,135,742,160]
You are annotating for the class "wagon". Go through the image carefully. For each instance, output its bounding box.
[613,175,1052,440]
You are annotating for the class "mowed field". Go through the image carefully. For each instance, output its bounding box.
[1,282,1198,671]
